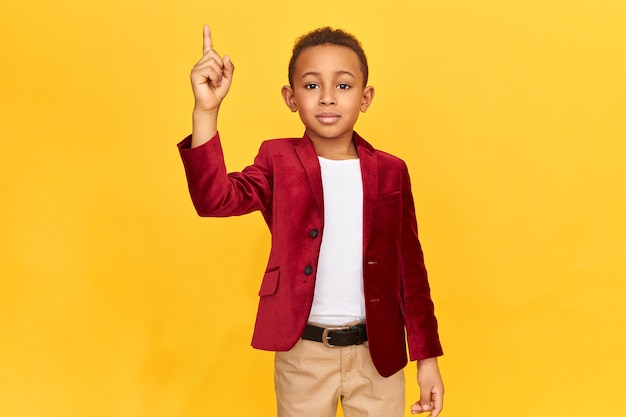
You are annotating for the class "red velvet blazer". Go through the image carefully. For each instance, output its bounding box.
[178,131,442,377]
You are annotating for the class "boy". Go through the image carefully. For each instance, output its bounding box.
[178,25,444,417]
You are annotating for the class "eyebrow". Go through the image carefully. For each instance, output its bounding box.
[300,70,356,79]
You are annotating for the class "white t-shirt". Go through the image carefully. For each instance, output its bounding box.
[308,156,366,326]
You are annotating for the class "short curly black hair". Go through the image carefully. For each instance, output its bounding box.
[288,27,369,87]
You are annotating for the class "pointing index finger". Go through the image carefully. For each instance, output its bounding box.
[203,24,213,54]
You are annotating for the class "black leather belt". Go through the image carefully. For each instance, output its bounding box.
[302,324,367,347]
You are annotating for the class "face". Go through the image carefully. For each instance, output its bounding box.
[282,44,374,144]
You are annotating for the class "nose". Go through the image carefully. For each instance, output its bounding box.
[319,87,336,106]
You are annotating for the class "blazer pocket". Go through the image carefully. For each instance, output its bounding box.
[376,191,401,203]
[258,268,279,296]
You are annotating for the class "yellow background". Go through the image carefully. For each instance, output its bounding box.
[1,0,625,416]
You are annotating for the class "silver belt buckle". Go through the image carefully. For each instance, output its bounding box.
[321,325,350,347]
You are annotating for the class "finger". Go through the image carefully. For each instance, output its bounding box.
[223,55,235,80]
[428,405,440,417]
[203,24,213,54]
[195,50,224,69]
[429,391,443,417]
[190,61,223,87]
[419,391,432,412]
[204,65,223,86]
[411,402,426,414]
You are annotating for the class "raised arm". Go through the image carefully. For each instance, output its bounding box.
[190,25,235,148]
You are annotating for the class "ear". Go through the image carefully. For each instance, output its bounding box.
[281,85,298,112]
[360,86,375,112]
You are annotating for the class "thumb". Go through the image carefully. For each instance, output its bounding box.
[223,55,235,80]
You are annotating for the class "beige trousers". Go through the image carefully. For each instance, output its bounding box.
[274,339,405,417]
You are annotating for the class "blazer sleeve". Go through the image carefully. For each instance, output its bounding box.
[177,133,272,218]
[398,161,444,361]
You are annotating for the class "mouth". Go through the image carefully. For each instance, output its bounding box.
[316,112,341,124]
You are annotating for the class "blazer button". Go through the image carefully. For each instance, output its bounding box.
[310,228,319,238]
[304,265,313,275]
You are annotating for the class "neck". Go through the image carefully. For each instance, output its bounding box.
[308,131,358,160]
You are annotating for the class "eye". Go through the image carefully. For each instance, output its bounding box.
[304,83,319,89]
[337,83,351,90]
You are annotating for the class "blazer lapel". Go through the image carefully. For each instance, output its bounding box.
[354,132,378,253]
[295,132,377,250]
[295,133,324,217]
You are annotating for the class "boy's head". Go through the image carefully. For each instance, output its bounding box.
[281,27,374,146]
[288,27,369,87]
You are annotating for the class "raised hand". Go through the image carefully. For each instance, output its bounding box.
[190,25,235,147]
[190,25,235,114]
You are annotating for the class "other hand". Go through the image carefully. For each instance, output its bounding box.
[411,357,444,416]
